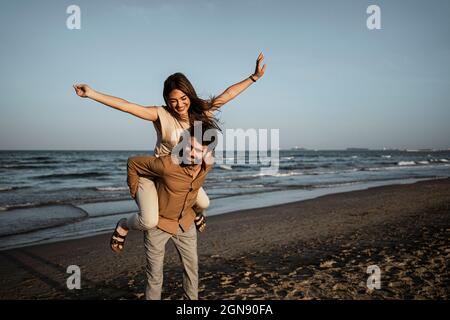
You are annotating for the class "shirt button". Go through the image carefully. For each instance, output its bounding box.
[189,187,193,191]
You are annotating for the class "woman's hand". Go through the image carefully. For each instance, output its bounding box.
[73,84,94,98]
[252,52,267,81]
[211,52,267,109]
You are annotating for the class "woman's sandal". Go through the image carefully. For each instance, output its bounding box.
[110,219,128,253]
[194,212,206,232]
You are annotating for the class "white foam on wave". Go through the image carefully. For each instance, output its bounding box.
[218,165,233,170]
[398,161,416,166]
[95,186,128,191]
[0,202,35,211]
[257,171,302,178]
[381,155,391,158]
[310,168,359,175]
[240,184,264,188]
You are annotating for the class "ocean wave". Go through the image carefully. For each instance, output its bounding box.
[365,165,421,171]
[222,174,261,182]
[95,186,128,191]
[239,184,265,188]
[300,168,358,176]
[0,204,88,237]
[312,168,360,175]
[65,158,105,163]
[398,161,416,166]
[381,155,392,158]
[216,157,238,161]
[221,171,303,182]
[380,160,397,164]
[365,161,450,171]
[312,181,362,188]
[33,160,60,164]
[262,172,301,177]
[218,165,233,170]
[26,156,53,161]
[395,159,448,167]
[2,159,59,165]
[0,164,56,170]
[280,163,359,174]
[279,164,317,170]
[32,172,110,180]
[0,186,31,192]
[9,159,60,165]
[0,202,36,211]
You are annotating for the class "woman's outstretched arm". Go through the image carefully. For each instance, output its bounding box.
[211,52,267,109]
[73,84,158,121]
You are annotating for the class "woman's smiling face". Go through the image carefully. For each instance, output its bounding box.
[167,89,190,117]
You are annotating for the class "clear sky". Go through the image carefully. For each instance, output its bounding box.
[0,0,449,150]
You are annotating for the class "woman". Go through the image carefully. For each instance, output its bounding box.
[73,52,266,252]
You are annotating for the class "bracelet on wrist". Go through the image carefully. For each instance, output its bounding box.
[249,75,257,82]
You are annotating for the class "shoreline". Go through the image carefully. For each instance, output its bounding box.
[0,176,445,251]
[0,177,448,299]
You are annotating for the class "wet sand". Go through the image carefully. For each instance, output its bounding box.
[0,178,449,299]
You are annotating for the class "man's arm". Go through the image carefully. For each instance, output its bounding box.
[127,155,164,199]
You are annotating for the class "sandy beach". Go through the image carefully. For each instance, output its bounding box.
[0,177,448,300]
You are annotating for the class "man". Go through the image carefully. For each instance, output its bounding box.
[111,124,216,300]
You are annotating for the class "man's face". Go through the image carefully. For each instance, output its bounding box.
[185,137,206,165]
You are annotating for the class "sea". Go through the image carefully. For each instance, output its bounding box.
[0,149,449,250]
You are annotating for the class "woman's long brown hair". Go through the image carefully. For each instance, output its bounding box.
[163,72,222,131]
